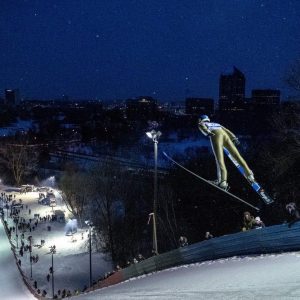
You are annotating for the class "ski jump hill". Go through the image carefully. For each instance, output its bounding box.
[2,215,300,299]
[88,222,300,293]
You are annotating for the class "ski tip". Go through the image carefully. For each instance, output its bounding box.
[162,151,168,157]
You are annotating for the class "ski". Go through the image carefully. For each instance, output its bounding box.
[223,147,274,205]
[163,152,260,211]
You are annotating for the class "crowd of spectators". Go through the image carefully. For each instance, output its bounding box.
[91,252,148,287]
[33,284,78,299]
[0,190,65,298]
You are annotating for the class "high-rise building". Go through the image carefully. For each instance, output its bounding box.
[219,67,245,111]
[5,89,21,106]
[185,98,214,115]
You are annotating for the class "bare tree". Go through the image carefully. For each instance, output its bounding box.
[157,185,179,250]
[59,171,92,228]
[265,103,300,177]
[0,142,38,185]
[60,161,164,262]
[87,162,123,261]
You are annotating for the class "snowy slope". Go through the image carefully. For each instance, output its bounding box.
[0,222,35,300]
[73,252,300,300]
[2,210,300,300]
[0,185,112,298]
[2,184,300,299]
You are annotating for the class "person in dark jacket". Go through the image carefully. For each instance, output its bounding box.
[286,202,300,228]
[242,211,256,231]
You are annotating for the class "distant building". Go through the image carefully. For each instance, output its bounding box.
[281,99,300,110]
[5,89,21,106]
[251,89,281,107]
[185,98,214,115]
[219,67,245,111]
[126,96,158,120]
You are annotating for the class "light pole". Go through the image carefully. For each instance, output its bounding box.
[49,245,56,299]
[15,216,19,249]
[28,236,33,279]
[146,129,162,255]
[85,220,93,287]
[0,193,3,211]
[6,203,9,220]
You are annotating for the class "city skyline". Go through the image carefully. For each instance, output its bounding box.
[1,1,300,101]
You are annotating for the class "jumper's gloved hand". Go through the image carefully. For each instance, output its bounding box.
[232,137,240,146]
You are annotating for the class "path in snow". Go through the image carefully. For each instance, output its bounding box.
[0,186,112,296]
[0,221,35,300]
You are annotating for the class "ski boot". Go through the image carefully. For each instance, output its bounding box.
[247,172,255,183]
[218,181,230,191]
[208,179,230,191]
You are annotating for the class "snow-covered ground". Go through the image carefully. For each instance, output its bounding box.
[0,184,112,298]
[73,252,300,300]
[0,221,35,300]
[2,184,300,299]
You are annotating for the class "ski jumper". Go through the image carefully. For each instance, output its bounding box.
[198,121,253,184]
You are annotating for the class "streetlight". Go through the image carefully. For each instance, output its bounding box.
[85,220,93,288]
[0,192,3,209]
[15,216,19,249]
[28,236,33,279]
[146,129,162,255]
[49,245,56,299]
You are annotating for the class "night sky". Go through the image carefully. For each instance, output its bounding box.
[1,0,300,101]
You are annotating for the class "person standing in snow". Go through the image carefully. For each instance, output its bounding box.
[242,211,256,231]
[198,115,255,190]
[286,202,300,228]
[253,216,265,229]
[204,231,214,240]
[178,236,188,247]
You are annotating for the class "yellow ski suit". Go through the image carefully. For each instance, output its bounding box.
[198,120,253,184]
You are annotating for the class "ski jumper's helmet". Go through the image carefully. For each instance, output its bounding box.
[199,115,210,122]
